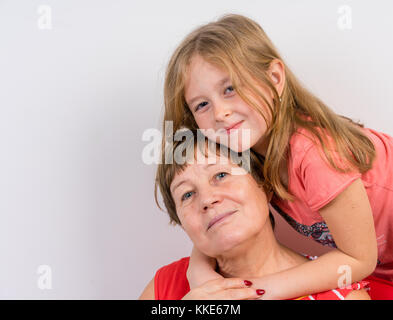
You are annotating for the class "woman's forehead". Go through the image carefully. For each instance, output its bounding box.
[170,156,249,192]
[173,159,230,181]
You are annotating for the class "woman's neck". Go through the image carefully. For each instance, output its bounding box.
[215,225,308,279]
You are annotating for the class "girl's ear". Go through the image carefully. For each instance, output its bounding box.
[268,59,285,97]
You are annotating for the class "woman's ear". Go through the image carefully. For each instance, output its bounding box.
[257,184,273,201]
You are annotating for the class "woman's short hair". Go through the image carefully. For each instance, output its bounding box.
[154,128,275,229]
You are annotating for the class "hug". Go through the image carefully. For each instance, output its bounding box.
[142,13,393,299]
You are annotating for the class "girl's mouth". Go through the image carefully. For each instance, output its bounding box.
[225,121,244,134]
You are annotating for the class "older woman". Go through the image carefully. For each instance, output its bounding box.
[140,134,370,300]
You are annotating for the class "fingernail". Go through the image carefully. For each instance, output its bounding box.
[256,289,265,295]
[244,280,252,286]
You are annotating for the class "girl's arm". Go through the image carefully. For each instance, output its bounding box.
[187,246,223,289]
[253,178,378,300]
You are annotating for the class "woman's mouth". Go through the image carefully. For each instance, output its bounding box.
[207,210,237,230]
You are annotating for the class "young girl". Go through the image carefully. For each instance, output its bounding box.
[161,13,393,299]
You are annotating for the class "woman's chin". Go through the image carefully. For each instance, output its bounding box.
[206,230,247,256]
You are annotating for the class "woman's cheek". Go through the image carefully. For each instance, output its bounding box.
[181,210,202,234]
[226,180,248,197]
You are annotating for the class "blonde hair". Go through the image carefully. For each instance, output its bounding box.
[163,13,375,200]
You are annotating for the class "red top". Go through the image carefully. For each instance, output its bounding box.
[153,257,393,300]
[154,257,190,300]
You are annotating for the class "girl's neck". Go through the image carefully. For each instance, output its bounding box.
[215,226,308,279]
[252,134,270,157]
[252,135,289,189]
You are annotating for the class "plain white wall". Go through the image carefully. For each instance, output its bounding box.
[0,0,392,299]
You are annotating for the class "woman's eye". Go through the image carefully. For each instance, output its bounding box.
[195,101,208,112]
[215,172,228,180]
[181,191,194,201]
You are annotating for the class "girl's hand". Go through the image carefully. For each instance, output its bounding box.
[182,278,265,300]
[187,246,223,289]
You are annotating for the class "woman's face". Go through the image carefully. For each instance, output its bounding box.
[170,151,270,257]
[184,54,272,153]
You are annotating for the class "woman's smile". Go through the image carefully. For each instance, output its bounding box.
[207,210,238,231]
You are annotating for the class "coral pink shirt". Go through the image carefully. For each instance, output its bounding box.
[271,127,393,281]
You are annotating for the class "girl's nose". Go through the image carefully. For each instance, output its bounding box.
[214,102,232,122]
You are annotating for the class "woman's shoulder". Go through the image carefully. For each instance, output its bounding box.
[156,256,190,276]
[139,277,155,300]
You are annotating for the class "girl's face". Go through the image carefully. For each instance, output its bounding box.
[170,151,270,257]
[184,55,274,154]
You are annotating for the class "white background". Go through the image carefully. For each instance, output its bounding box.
[0,0,392,299]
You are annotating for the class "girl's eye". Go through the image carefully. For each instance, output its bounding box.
[224,86,234,94]
[195,101,208,112]
[215,172,228,180]
[194,86,233,112]
[181,191,194,201]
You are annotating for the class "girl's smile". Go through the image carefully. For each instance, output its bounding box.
[184,54,271,153]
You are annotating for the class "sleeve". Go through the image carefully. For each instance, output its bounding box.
[311,281,370,300]
[154,257,190,300]
[154,265,163,300]
[298,143,362,212]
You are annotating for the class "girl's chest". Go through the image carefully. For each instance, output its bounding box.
[271,192,337,248]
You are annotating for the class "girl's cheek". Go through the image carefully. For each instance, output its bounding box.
[196,110,215,127]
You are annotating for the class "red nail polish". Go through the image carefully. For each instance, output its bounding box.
[256,289,265,295]
[244,280,252,286]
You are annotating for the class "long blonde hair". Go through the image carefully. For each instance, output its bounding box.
[162,13,375,200]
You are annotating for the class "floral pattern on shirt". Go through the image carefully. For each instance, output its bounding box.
[271,203,337,248]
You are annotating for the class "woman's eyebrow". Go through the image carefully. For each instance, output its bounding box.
[187,77,230,106]
[170,163,218,193]
[171,179,188,194]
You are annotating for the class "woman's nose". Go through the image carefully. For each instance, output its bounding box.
[200,189,221,211]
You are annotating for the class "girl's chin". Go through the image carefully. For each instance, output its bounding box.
[216,140,248,153]
[206,131,251,153]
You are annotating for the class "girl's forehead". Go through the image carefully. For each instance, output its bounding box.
[185,55,228,84]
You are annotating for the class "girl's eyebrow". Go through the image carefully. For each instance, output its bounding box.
[187,77,230,106]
